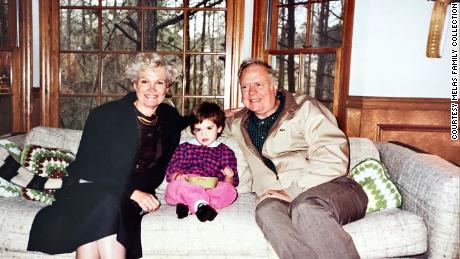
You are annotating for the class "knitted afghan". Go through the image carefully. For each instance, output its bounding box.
[0,146,63,190]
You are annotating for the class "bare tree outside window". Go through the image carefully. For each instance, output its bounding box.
[58,0,229,129]
[268,0,344,111]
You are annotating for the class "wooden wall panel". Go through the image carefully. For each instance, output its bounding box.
[345,96,459,165]
[377,124,459,164]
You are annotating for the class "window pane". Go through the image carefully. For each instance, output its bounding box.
[273,53,336,110]
[102,96,123,104]
[60,9,99,50]
[59,0,98,6]
[60,53,98,94]
[303,53,336,109]
[60,97,98,130]
[102,10,140,50]
[189,0,225,8]
[185,54,225,96]
[188,11,225,52]
[277,5,307,49]
[273,54,300,93]
[0,52,11,91]
[0,2,9,47]
[278,0,307,5]
[183,97,223,115]
[144,10,184,51]
[144,0,183,8]
[103,0,141,6]
[169,97,183,114]
[164,54,183,96]
[310,1,343,48]
[102,54,136,94]
[0,95,11,135]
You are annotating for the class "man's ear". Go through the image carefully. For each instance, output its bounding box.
[272,78,278,90]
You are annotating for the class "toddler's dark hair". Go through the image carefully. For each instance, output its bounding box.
[190,102,226,136]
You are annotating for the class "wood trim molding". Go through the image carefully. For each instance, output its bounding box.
[228,0,245,109]
[346,95,451,110]
[376,124,450,142]
[345,95,458,165]
[251,0,268,59]
[14,0,33,132]
[39,0,50,126]
[337,0,355,129]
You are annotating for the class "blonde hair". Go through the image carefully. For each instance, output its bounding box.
[125,53,179,86]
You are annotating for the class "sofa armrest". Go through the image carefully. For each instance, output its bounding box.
[377,142,459,258]
[1,133,26,148]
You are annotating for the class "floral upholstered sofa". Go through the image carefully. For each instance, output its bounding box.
[0,126,458,258]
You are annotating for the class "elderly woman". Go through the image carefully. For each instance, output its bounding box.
[27,53,187,259]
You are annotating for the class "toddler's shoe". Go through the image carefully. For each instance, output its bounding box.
[176,203,189,219]
[195,204,217,222]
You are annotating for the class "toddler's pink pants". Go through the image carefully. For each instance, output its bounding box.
[165,179,237,213]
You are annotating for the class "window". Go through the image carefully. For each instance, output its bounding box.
[56,0,237,129]
[253,0,352,117]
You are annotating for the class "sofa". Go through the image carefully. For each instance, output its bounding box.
[0,126,458,258]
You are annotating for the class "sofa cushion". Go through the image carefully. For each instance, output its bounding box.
[0,193,426,259]
[349,158,402,214]
[24,126,253,194]
[343,208,427,258]
[24,126,82,155]
[348,137,381,169]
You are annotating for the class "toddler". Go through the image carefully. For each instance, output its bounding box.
[165,102,239,222]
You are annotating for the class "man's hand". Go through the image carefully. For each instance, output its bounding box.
[257,189,293,205]
[130,190,160,214]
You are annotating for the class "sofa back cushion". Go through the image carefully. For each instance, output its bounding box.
[25,126,82,155]
[348,137,381,169]
[24,126,253,194]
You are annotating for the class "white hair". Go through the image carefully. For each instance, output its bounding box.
[125,53,179,86]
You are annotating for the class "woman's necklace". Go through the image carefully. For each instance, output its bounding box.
[134,102,158,126]
[137,114,157,125]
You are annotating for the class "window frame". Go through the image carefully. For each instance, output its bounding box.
[251,0,355,128]
[40,0,244,128]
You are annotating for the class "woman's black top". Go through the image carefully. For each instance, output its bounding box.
[28,92,187,259]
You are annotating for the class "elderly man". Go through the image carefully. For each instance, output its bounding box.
[225,59,368,259]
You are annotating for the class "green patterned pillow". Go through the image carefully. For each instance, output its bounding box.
[0,140,22,197]
[349,158,402,214]
[21,144,75,178]
[19,144,75,204]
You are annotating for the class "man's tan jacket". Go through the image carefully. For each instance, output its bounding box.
[225,89,349,198]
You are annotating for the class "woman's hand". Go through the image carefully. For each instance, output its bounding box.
[130,190,160,214]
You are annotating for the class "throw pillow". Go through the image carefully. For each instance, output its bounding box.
[348,158,402,214]
[19,144,75,204]
[0,140,22,197]
[21,144,75,178]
